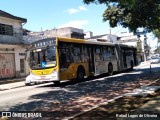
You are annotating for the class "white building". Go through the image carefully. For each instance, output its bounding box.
[117,32,149,62]
[85,31,148,62]
[117,32,138,46]
[24,27,85,43]
[0,10,30,79]
[84,31,118,43]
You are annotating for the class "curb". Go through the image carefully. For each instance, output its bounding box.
[0,84,25,91]
[65,95,123,120]
[136,61,150,68]
[0,78,25,91]
[66,79,160,120]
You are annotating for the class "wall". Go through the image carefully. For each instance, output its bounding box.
[0,16,23,44]
[86,34,117,43]
[0,16,22,29]
[26,27,84,43]
[0,44,29,78]
[15,46,30,77]
[84,31,93,38]
[0,16,29,78]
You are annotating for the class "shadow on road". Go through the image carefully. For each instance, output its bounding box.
[8,66,160,119]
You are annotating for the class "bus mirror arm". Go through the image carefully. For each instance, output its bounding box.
[25,49,29,61]
[25,53,27,60]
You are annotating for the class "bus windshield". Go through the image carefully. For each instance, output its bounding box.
[30,45,56,69]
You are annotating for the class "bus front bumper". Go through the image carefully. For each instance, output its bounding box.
[25,74,59,85]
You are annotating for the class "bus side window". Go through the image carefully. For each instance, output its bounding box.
[59,43,76,69]
[59,48,71,69]
[73,45,83,62]
[101,46,105,61]
[66,48,74,62]
[109,47,116,60]
[95,47,101,61]
[103,46,109,61]
[61,49,67,64]
[83,46,89,62]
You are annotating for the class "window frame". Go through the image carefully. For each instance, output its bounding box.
[0,23,13,36]
[20,59,25,73]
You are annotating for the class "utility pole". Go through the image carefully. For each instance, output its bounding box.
[109,28,113,43]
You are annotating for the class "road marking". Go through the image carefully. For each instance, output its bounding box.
[0,96,15,101]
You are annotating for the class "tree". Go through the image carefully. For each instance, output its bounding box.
[153,29,160,39]
[83,0,160,32]
[153,29,160,52]
[154,46,160,53]
[153,29,160,41]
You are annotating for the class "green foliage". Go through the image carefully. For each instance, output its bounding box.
[153,29,160,48]
[153,29,160,41]
[83,0,160,32]
[154,46,160,53]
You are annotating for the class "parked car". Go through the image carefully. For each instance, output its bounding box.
[150,56,160,64]
[146,56,151,61]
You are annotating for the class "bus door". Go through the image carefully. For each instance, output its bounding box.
[87,46,95,75]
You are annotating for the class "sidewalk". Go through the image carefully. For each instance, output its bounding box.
[69,78,160,120]
[0,78,25,91]
[136,61,151,67]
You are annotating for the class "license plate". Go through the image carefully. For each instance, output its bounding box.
[41,76,46,78]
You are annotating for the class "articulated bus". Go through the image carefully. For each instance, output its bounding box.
[25,37,138,85]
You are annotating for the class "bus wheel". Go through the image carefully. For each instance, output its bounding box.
[54,81,60,85]
[25,83,31,86]
[108,63,113,76]
[77,67,85,80]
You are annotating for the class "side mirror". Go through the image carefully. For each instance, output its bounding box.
[25,49,29,60]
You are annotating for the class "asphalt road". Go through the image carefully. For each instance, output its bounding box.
[0,63,160,119]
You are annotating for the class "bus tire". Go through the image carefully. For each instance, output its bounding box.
[77,66,85,80]
[35,82,38,85]
[54,81,60,85]
[25,83,31,86]
[130,61,134,70]
[108,63,113,76]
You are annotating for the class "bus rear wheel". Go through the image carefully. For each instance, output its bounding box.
[108,63,113,76]
[77,67,85,80]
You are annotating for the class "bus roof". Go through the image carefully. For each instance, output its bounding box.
[30,37,137,49]
[31,37,56,44]
[30,37,56,50]
[118,44,137,49]
[57,37,115,46]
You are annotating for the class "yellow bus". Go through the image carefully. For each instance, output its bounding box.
[25,37,138,85]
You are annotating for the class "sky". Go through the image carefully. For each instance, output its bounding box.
[0,0,128,35]
[0,0,158,49]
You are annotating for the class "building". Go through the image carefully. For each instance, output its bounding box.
[84,31,118,43]
[24,27,85,43]
[85,31,150,63]
[0,10,30,79]
[118,31,151,62]
[117,32,143,62]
